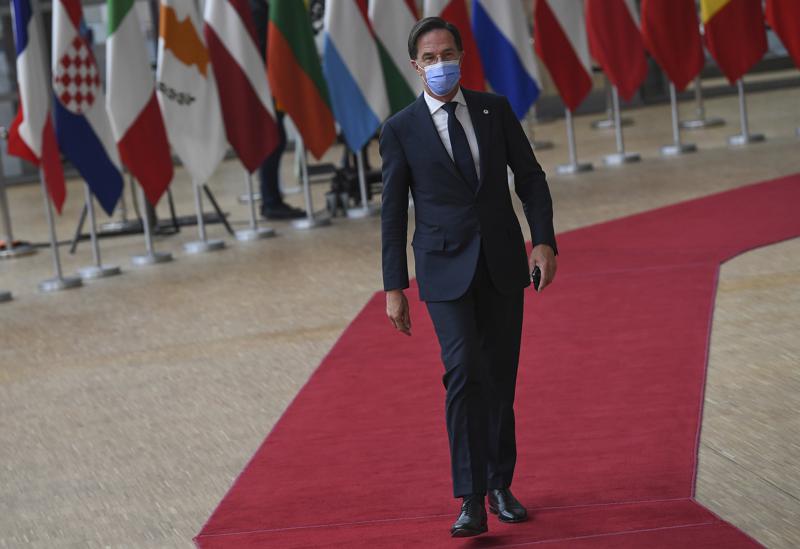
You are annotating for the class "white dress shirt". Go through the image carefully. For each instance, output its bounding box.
[424,88,481,180]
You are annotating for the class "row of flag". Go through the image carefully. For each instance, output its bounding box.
[7,0,800,217]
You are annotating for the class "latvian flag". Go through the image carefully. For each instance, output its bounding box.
[107,0,175,206]
[52,0,122,215]
[204,0,280,173]
[7,0,66,212]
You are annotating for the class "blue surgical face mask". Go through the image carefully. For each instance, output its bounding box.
[423,59,461,96]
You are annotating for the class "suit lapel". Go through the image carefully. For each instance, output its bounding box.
[463,89,491,192]
[412,93,469,189]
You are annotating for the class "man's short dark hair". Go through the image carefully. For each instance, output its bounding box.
[407,17,463,59]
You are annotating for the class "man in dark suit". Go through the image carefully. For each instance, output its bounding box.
[380,17,558,538]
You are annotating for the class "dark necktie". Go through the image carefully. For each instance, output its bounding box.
[443,102,479,191]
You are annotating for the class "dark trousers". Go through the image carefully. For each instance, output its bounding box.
[425,248,524,498]
[258,111,286,212]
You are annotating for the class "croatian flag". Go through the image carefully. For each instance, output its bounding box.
[7,0,66,212]
[472,0,540,119]
[52,0,123,215]
[323,0,390,151]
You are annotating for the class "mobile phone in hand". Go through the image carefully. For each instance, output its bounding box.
[531,266,541,291]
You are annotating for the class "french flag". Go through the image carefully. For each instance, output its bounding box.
[7,0,66,213]
[533,0,593,112]
[52,0,123,216]
[323,0,390,152]
[472,0,541,119]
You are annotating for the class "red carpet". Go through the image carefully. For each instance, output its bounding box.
[196,175,800,547]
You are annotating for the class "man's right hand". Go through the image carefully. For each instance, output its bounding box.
[386,289,411,336]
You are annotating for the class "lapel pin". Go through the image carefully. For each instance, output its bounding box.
[483,109,489,114]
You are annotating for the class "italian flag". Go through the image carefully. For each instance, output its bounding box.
[107,0,174,206]
[267,0,336,160]
[369,0,420,114]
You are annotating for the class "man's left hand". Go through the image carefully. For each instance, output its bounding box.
[529,244,557,292]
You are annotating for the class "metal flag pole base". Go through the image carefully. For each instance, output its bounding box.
[556,162,593,175]
[661,82,697,157]
[0,290,12,303]
[591,116,633,130]
[292,138,332,230]
[238,192,262,204]
[603,151,641,165]
[131,184,173,265]
[604,87,641,166]
[184,239,226,254]
[79,184,121,280]
[557,109,593,175]
[531,140,554,151]
[236,171,275,241]
[39,276,82,292]
[346,149,380,219]
[680,76,725,130]
[0,243,35,259]
[37,170,82,293]
[185,180,226,253]
[727,79,764,146]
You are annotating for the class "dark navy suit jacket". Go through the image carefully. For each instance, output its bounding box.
[380,88,557,302]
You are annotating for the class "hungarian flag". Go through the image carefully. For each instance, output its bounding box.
[156,0,227,183]
[52,0,123,215]
[267,0,336,160]
[585,0,648,101]
[641,0,704,91]
[423,0,485,91]
[204,0,280,173]
[107,0,174,206]
[369,0,421,114]
[323,0,390,152]
[534,0,593,111]
[700,0,766,84]
[766,0,800,69]
[7,0,66,212]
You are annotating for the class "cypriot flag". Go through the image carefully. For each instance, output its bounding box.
[156,0,226,184]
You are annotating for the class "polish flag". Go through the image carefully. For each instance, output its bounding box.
[641,0,704,92]
[423,0,485,91]
[7,0,66,212]
[585,0,647,101]
[204,0,279,173]
[766,0,800,69]
[533,0,592,111]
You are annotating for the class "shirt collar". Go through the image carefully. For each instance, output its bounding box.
[424,87,466,115]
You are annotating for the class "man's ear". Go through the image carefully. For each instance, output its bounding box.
[410,60,424,77]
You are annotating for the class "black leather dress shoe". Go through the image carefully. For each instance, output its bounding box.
[450,494,488,537]
[488,488,528,523]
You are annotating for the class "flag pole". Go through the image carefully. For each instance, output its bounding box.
[346,149,380,219]
[235,171,275,241]
[131,183,173,265]
[184,179,226,253]
[591,75,633,130]
[238,172,262,205]
[661,82,697,156]
[680,75,725,129]
[38,170,82,292]
[526,109,553,150]
[603,86,640,165]
[78,184,121,279]
[100,174,139,232]
[0,128,35,258]
[728,79,764,146]
[292,137,330,230]
[556,108,593,175]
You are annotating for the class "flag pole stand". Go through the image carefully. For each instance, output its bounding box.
[78,184,121,279]
[603,86,640,165]
[680,76,725,129]
[346,149,379,219]
[557,109,593,175]
[37,171,82,292]
[0,290,10,303]
[292,138,331,230]
[592,76,633,130]
[728,79,764,146]
[236,171,275,241]
[0,129,35,259]
[100,174,140,232]
[132,184,173,265]
[526,110,553,150]
[184,179,226,253]
[661,82,697,156]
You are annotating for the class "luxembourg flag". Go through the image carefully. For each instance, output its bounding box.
[7,0,66,213]
[533,0,593,112]
[472,0,541,119]
[52,0,122,215]
[323,0,390,152]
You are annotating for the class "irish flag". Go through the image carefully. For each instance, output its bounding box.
[267,0,336,160]
[700,0,767,84]
[369,0,420,114]
[107,0,174,206]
